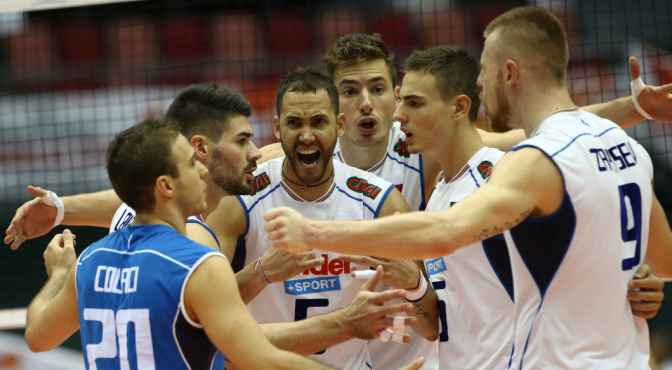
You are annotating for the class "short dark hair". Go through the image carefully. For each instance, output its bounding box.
[106,118,181,213]
[166,83,252,141]
[323,33,397,86]
[404,46,481,121]
[276,67,339,115]
[484,6,569,84]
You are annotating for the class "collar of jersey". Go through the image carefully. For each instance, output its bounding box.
[280,180,336,203]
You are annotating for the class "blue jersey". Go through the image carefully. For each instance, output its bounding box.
[76,224,224,370]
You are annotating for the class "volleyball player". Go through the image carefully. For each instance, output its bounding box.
[265,7,672,369]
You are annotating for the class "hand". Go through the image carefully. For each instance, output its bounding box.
[339,266,415,341]
[264,207,313,254]
[43,229,76,278]
[628,264,665,320]
[260,248,322,282]
[400,357,425,370]
[629,56,672,122]
[4,185,58,250]
[347,255,421,290]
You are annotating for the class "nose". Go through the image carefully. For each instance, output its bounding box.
[393,102,406,125]
[249,141,262,163]
[298,127,316,144]
[360,89,373,114]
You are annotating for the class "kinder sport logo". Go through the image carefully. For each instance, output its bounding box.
[284,254,351,295]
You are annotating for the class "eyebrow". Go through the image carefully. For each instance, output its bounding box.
[402,94,425,101]
[339,76,387,86]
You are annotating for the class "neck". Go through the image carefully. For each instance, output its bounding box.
[203,178,224,218]
[515,85,577,136]
[134,205,187,235]
[434,121,484,182]
[338,133,390,170]
[282,159,335,201]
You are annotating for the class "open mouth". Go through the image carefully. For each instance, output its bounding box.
[297,150,320,165]
[357,116,378,134]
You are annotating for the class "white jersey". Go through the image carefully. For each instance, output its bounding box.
[334,121,426,211]
[238,157,394,370]
[423,147,514,370]
[505,111,653,370]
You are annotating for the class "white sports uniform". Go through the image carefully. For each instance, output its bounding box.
[423,147,515,370]
[238,157,394,370]
[335,122,437,370]
[505,111,653,370]
[334,121,426,211]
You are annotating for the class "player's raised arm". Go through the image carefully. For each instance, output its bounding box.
[184,255,332,370]
[644,193,672,279]
[5,186,122,250]
[265,147,562,260]
[583,56,672,127]
[25,230,80,352]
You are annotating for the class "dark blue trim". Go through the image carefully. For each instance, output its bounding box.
[512,126,620,159]
[385,153,422,174]
[186,219,221,250]
[247,183,282,213]
[235,195,250,237]
[518,302,544,370]
[506,341,515,370]
[468,168,481,188]
[579,118,591,127]
[482,234,514,302]
[374,185,395,218]
[334,185,376,215]
[597,126,618,137]
[418,153,426,210]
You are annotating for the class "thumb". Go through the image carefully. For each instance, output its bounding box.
[26,185,49,198]
[629,56,641,81]
[264,207,285,221]
[635,264,651,279]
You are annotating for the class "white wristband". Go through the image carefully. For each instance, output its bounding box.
[40,191,65,228]
[630,76,654,120]
[404,274,428,302]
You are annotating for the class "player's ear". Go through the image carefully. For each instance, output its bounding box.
[272,116,281,141]
[155,175,175,201]
[454,94,471,120]
[505,59,520,85]
[191,135,209,159]
[336,113,346,137]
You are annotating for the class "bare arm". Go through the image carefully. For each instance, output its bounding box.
[644,193,672,279]
[266,149,563,260]
[185,256,331,370]
[5,186,122,250]
[25,232,79,352]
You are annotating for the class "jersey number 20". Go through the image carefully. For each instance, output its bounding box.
[83,308,155,370]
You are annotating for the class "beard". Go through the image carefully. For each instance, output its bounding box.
[488,83,513,133]
[209,149,255,195]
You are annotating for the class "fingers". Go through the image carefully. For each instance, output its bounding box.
[400,356,425,370]
[361,265,384,291]
[62,229,76,250]
[629,56,641,80]
[368,288,408,305]
[654,81,672,94]
[264,207,289,222]
[628,289,664,304]
[376,302,415,317]
[632,305,662,319]
[298,256,322,269]
[629,275,665,291]
[347,255,385,268]
[26,185,49,198]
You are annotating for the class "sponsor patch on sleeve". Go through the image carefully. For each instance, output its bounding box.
[393,138,410,158]
[477,161,494,180]
[425,257,447,275]
[251,172,271,194]
[347,176,382,199]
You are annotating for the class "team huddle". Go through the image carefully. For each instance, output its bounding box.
[6,6,672,370]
